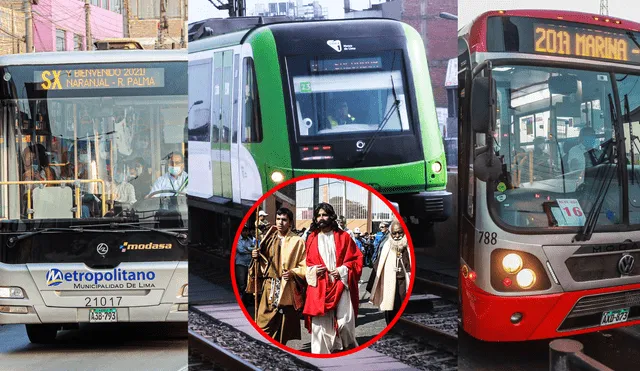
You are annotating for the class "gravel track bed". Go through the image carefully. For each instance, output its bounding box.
[370,333,457,371]
[189,246,232,285]
[189,310,319,371]
[404,299,458,337]
[189,349,224,371]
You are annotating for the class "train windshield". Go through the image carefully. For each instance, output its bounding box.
[287,51,411,138]
[488,65,625,230]
[0,61,188,225]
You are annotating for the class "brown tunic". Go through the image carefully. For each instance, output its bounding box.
[252,228,306,345]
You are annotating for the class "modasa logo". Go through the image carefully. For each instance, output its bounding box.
[46,268,64,287]
[45,268,156,287]
[119,241,173,252]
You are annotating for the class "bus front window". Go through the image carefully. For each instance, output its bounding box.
[489,65,620,230]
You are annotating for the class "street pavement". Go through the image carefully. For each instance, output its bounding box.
[0,322,187,370]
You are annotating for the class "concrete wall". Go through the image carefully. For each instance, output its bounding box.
[0,3,25,55]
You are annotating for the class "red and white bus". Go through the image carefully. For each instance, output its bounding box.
[458,9,640,341]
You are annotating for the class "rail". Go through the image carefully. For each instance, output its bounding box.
[549,339,613,371]
[413,277,458,302]
[393,317,458,354]
[0,179,106,219]
[189,329,261,371]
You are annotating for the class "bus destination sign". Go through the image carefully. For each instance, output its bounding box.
[533,23,640,63]
[34,68,165,90]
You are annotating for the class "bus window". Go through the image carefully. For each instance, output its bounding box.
[618,73,640,224]
[490,65,619,229]
[241,57,263,143]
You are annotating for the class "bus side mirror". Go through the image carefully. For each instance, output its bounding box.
[471,76,494,133]
[474,145,502,182]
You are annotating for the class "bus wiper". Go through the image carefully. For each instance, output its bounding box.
[4,227,124,248]
[353,75,402,165]
[105,222,188,245]
[574,95,620,242]
[627,31,640,50]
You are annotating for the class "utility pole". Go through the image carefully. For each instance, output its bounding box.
[180,0,186,48]
[156,0,168,49]
[11,7,16,54]
[24,0,33,53]
[85,0,92,50]
[123,0,130,38]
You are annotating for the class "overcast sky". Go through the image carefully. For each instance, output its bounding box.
[459,0,640,29]
[189,0,373,23]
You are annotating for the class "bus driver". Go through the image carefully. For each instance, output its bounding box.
[148,152,188,197]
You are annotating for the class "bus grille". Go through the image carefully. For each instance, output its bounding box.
[565,252,640,281]
[558,290,640,331]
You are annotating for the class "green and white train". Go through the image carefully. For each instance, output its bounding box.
[187,18,451,247]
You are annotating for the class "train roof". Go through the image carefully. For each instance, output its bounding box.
[0,50,186,67]
[189,18,407,54]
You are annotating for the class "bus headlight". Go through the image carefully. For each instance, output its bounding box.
[502,253,523,274]
[0,287,24,299]
[180,284,188,297]
[271,171,284,183]
[516,269,537,289]
[431,161,443,174]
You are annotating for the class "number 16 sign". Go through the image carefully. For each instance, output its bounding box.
[557,199,586,226]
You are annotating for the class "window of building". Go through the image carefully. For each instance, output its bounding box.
[137,0,160,19]
[56,29,66,51]
[110,0,123,14]
[74,34,83,51]
[91,0,100,6]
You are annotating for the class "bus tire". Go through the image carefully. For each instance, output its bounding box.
[25,324,59,344]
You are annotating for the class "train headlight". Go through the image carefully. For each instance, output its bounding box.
[502,253,523,274]
[516,269,536,289]
[271,171,284,183]
[431,161,443,174]
[0,287,24,299]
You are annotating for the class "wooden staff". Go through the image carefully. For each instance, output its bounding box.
[254,207,259,320]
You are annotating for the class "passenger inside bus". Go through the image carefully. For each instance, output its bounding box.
[148,152,188,198]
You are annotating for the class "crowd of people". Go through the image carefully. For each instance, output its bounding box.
[234,203,411,354]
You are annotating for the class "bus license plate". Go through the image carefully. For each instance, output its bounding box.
[89,308,117,323]
[600,308,629,326]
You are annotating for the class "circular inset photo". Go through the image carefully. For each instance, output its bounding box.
[230,174,415,357]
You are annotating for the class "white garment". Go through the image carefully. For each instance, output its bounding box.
[567,143,587,173]
[309,231,358,354]
[149,171,188,197]
[113,181,136,204]
[370,239,410,311]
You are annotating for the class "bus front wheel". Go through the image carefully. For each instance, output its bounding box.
[25,324,59,344]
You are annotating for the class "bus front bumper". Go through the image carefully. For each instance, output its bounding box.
[461,278,640,341]
[0,263,188,324]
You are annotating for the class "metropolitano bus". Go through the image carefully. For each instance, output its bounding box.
[187,18,451,250]
[0,50,188,343]
[458,9,640,341]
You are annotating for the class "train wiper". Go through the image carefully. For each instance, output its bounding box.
[353,75,402,165]
[574,94,620,242]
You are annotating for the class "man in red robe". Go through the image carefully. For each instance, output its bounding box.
[303,202,363,354]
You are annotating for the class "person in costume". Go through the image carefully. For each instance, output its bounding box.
[303,202,363,354]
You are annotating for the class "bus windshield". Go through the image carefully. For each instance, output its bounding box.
[287,51,411,138]
[0,61,187,225]
[489,65,623,230]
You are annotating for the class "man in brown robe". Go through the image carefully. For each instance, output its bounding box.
[249,207,306,345]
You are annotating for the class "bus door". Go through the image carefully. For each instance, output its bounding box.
[187,57,214,198]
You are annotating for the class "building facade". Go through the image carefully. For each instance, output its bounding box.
[33,0,123,52]
[127,0,187,49]
[0,1,25,55]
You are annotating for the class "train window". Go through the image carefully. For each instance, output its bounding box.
[287,51,411,138]
[241,57,263,143]
[188,59,212,142]
[232,54,240,143]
